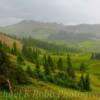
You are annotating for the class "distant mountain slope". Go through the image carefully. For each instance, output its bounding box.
[0,20,100,37]
[0,20,65,39]
[0,33,22,48]
[65,24,100,35]
[48,31,99,42]
[0,33,78,52]
[0,20,100,43]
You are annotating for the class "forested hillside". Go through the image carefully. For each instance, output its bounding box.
[0,33,100,99]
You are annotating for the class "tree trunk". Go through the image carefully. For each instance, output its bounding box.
[6,79,13,94]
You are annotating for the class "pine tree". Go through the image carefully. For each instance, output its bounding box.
[0,48,15,94]
[91,53,95,59]
[16,65,29,84]
[48,55,54,71]
[11,42,17,55]
[80,62,86,72]
[26,66,33,77]
[36,60,40,73]
[85,74,91,91]
[43,55,50,75]
[35,60,41,78]
[57,58,64,70]
[78,73,91,91]
[78,74,85,91]
[67,54,75,78]
[22,45,35,63]
[17,53,24,64]
[22,44,27,56]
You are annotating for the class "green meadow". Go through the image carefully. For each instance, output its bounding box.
[0,33,100,100]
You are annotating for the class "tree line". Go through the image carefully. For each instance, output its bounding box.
[0,41,91,93]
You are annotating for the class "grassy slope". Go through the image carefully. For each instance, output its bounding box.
[0,79,100,100]
[10,51,100,92]
[0,34,100,99]
[0,33,22,49]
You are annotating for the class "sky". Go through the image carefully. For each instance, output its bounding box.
[0,0,100,26]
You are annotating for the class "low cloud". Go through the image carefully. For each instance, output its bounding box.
[0,0,100,26]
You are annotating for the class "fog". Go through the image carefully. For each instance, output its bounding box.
[0,0,100,26]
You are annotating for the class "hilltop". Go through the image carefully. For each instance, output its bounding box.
[0,20,100,40]
[1,20,100,52]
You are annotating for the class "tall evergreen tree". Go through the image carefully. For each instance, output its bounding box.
[11,42,17,55]
[0,48,16,93]
[22,44,27,56]
[35,60,41,78]
[57,58,64,70]
[48,55,54,71]
[26,66,33,77]
[78,74,85,91]
[78,73,91,91]
[67,54,75,78]
[85,73,91,91]
[36,61,40,74]
[43,55,50,75]
[22,45,35,63]
[80,62,86,72]
[17,53,24,64]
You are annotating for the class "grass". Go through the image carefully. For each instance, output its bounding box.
[1,33,100,99]
[10,51,100,92]
[0,33,22,49]
[0,79,100,100]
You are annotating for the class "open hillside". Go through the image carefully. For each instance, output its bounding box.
[0,20,100,39]
[0,33,22,48]
[1,20,100,52]
[0,33,100,100]
[0,20,64,39]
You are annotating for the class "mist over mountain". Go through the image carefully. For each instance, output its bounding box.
[0,20,100,42]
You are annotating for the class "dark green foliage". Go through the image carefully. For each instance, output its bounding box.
[22,37,77,52]
[22,44,27,56]
[35,61,40,75]
[0,47,16,92]
[22,45,39,63]
[45,71,77,89]
[43,55,51,75]
[91,53,100,59]
[15,66,30,84]
[47,55,54,71]
[22,45,34,62]
[80,62,86,72]
[78,73,91,91]
[78,74,85,91]
[0,34,92,92]
[11,42,18,55]
[57,58,64,70]
[85,74,91,91]
[26,66,33,77]
[0,46,31,92]
[17,53,24,64]
[0,48,15,80]
[33,60,42,79]
[0,41,2,48]
[32,48,39,60]
[67,55,75,78]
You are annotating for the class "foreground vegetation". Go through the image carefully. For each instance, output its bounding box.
[0,33,100,100]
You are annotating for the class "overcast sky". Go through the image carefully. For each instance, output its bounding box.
[0,0,100,26]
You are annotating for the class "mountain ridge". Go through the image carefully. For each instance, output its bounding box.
[0,20,100,41]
